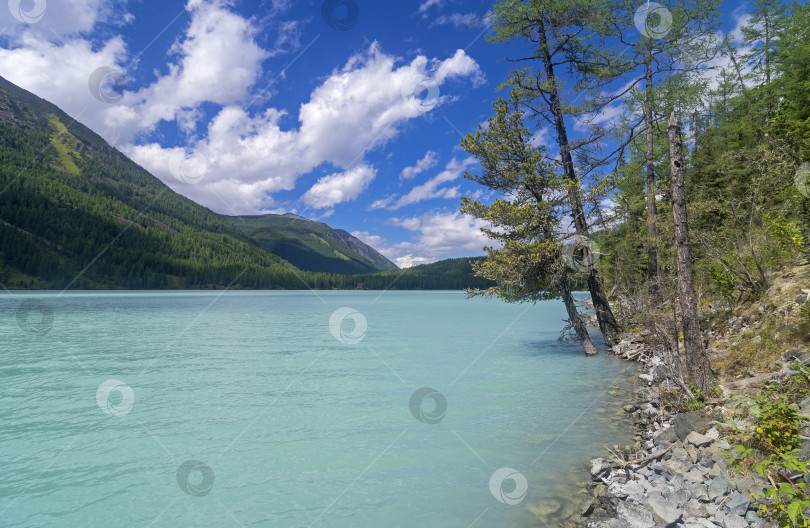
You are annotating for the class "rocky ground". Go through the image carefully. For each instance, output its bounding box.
[577,372,774,528]
[555,263,810,528]
[558,343,807,528]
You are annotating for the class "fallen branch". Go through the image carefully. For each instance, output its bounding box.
[619,443,676,469]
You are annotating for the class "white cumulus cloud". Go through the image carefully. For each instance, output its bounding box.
[377,157,476,210]
[303,165,377,209]
[401,150,438,180]
[353,211,491,267]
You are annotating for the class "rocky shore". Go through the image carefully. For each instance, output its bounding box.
[580,371,772,528]
[548,267,810,528]
[555,332,810,528]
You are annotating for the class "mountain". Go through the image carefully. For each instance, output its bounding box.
[354,257,494,290]
[0,75,325,289]
[226,214,397,275]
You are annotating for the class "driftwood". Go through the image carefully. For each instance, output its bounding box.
[617,443,676,469]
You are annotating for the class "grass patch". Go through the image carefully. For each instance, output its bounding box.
[47,114,81,175]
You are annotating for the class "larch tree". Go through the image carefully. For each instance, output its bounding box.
[461,94,598,355]
[489,0,622,347]
[607,0,720,304]
[741,0,790,120]
[667,113,709,391]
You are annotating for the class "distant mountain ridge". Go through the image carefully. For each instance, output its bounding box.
[226,214,397,275]
[0,74,407,288]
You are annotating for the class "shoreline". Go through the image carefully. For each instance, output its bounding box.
[559,331,804,528]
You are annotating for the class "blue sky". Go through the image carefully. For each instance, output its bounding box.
[0,0,752,267]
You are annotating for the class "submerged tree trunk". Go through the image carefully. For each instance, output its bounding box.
[536,18,621,346]
[668,113,709,391]
[644,41,662,304]
[561,279,598,355]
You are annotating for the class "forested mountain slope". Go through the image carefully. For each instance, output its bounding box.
[227,214,397,275]
[0,75,327,289]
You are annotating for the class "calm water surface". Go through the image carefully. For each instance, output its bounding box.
[0,291,636,527]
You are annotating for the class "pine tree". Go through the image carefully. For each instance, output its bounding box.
[489,0,622,346]
[461,94,598,355]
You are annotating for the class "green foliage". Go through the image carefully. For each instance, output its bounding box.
[730,367,810,527]
[762,366,810,404]
[753,451,810,527]
[460,92,571,303]
[729,445,810,527]
[684,382,722,411]
[597,0,810,307]
[753,395,802,455]
[708,262,738,303]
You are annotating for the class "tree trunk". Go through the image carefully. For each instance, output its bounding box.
[667,113,709,391]
[530,185,597,357]
[536,18,621,346]
[644,41,662,304]
[561,279,598,355]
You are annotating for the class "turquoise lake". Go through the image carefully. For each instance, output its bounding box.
[0,291,636,527]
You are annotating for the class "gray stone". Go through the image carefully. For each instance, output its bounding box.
[721,513,748,528]
[673,411,711,441]
[647,492,683,525]
[724,492,750,517]
[670,446,690,463]
[699,455,715,468]
[745,510,764,524]
[735,475,766,498]
[624,404,637,413]
[654,428,678,447]
[603,469,629,485]
[592,458,611,479]
[707,464,725,479]
[683,498,709,517]
[712,439,731,450]
[669,474,685,490]
[687,431,713,448]
[708,476,730,501]
[710,452,729,469]
[661,459,690,478]
[684,499,708,518]
[684,519,719,528]
[608,479,645,501]
[784,348,809,361]
[796,294,808,305]
[692,488,710,502]
[794,438,810,461]
[663,487,691,508]
[686,444,701,463]
[800,398,810,419]
[705,427,720,440]
[588,519,634,528]
[684,468,705,482]
[616,501,655,528]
